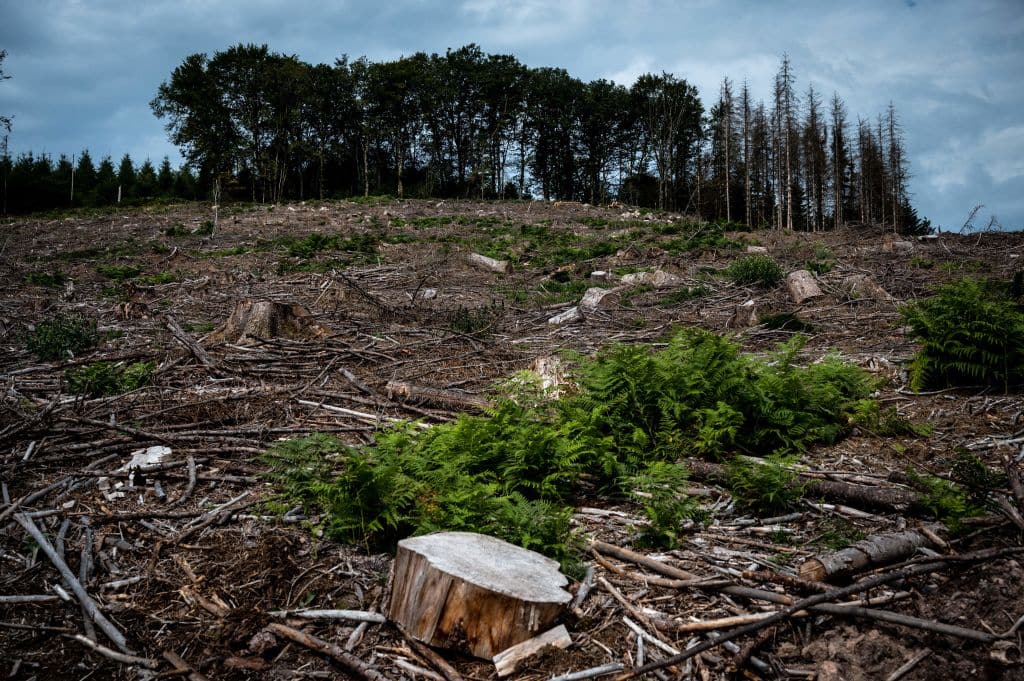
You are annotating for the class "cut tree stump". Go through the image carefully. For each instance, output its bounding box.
[207,300,327,344]
[841,274,892,302]
[579,287,616,312]
[729,299,759,328]
[388,532,571,659]
[786,270,824,305]
[799,527,939,582]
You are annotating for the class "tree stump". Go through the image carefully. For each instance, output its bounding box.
[786,270,824,305]
[729,299,759,328]
[207,300,327,344]
[841,274,892,302]
[388,532,571,659]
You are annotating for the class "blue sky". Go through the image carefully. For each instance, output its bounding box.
[2,0,1022,230]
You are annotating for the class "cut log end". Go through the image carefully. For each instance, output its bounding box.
[388,532,571,659]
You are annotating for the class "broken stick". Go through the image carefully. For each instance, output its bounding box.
[15,514,134,654]
[265,622,392,681]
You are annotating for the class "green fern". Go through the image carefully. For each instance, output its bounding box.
[263,329,879,566]
[627,461,703,547]
[727,453,805,514]
[902,278,1024,391]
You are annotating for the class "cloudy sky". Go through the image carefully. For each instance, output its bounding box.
[2,0,1021,230]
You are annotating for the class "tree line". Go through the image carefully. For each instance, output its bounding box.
[0,151,201,214]
[2,43,927,232]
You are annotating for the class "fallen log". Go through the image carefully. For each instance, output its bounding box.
[467,252,513,274]
[265,623,392,681]
[388,532,571,659]
[799,527,940,582]
[579,287,616,312]
[548,306,583,326]
[385,380,490,412]
[684,459,920,511]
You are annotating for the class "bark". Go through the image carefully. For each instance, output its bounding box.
[385,380,490,412]
[466,252,512,274]
[684,459,920,511]
[493,625,572,677]
[786,269,824,304]
[799,527,940,582]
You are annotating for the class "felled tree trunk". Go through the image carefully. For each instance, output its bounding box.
[786,270,823,304]
[208,300,327,344]
[685,459,920,511]
[799,528,939,582]
[467,252,513,274]
[385,380,490,412]
[388,532,571,659]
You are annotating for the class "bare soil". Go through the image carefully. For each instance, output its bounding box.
[1,199,1022,680]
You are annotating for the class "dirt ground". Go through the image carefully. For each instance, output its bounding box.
[1,198,1022,680]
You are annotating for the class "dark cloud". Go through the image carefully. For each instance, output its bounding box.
[1,0,1021,228]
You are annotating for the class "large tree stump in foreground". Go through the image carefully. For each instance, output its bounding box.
[388,532,571,659]
[207,300,327,344]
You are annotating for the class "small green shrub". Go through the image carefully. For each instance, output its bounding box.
[164,223,190,237]
[950,450,1006,502]
[194,220,215,236]
[136,271,180,286]
[727,454,805,515]
[761,312,814,332]
[66,361,154,397]
[627,461,703,547]
[726,255,784,288]
[817,516,866,550]
[185,321,216,334]
[908,256,934,269]
[26,271,68,287]
[909,472,984,532]
[660,286,710,306]
[805,259,833,275]
[902,278,1024,391]
[446,302,505,336]
[25,316,99,361]
[96,264,142,281]
[282,233,379,259]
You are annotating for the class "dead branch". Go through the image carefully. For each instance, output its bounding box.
[14,514,134,654]
[265,622,393,681]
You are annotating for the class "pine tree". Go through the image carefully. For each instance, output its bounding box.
[157,157,174,196]
[117,153,136,201]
